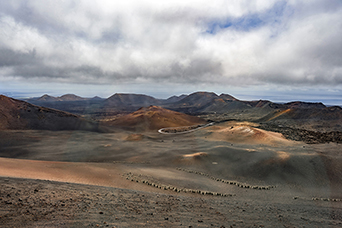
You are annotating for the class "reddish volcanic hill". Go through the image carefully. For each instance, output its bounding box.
[107,105,207,131]
[0,95,100,131]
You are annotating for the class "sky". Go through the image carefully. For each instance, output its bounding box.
[0,0,342,105]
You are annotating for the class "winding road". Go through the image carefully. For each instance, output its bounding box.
[158,122,214,134]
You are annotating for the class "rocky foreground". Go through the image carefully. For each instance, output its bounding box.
[0,177,341,228]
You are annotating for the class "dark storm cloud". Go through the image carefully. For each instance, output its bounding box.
[0,48,37,67]
[0,0,342,87]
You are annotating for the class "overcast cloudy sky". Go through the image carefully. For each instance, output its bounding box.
[0,0,342,104]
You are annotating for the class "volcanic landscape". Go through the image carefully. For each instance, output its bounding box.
[0,92,341,227]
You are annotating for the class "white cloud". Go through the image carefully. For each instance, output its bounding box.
[0,0,341,88]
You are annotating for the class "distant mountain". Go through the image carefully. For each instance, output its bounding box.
[243,100,274,108]
[0,95,103,131]
[171,91,238,106]
[24,94,105,115]
[105,93,161,107]
[90,96,104,101]
[260,106,342,122]
[36,94,59,102]
[166,91,253,114]
[107,105,206,131]
[283,101,326,109]
[29,94,87,102]
[219,93,238,101]
[242,100,327,110]
[18,92,342,132]
[24,91,255,115]
[175,91,219,107]
[59,94,86,101]
[164,94,187,103]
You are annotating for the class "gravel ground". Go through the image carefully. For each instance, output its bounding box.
[1,177,341,228]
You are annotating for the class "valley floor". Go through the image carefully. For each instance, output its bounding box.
[0,120,341,227]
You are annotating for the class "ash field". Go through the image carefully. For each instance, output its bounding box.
[0,92,341,227]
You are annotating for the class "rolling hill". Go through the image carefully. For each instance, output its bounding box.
[107,105,207,131]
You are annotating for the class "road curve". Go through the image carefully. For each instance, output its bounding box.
[158,122,214,134]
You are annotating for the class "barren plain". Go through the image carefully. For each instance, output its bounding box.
[0,93,342,227]
[1,121,342,227]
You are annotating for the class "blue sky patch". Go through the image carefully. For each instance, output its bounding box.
[206,1,288,34]
[205,14,265,34]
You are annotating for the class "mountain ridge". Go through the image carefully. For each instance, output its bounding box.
[14,91,342,132]
[28,94,96,102]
